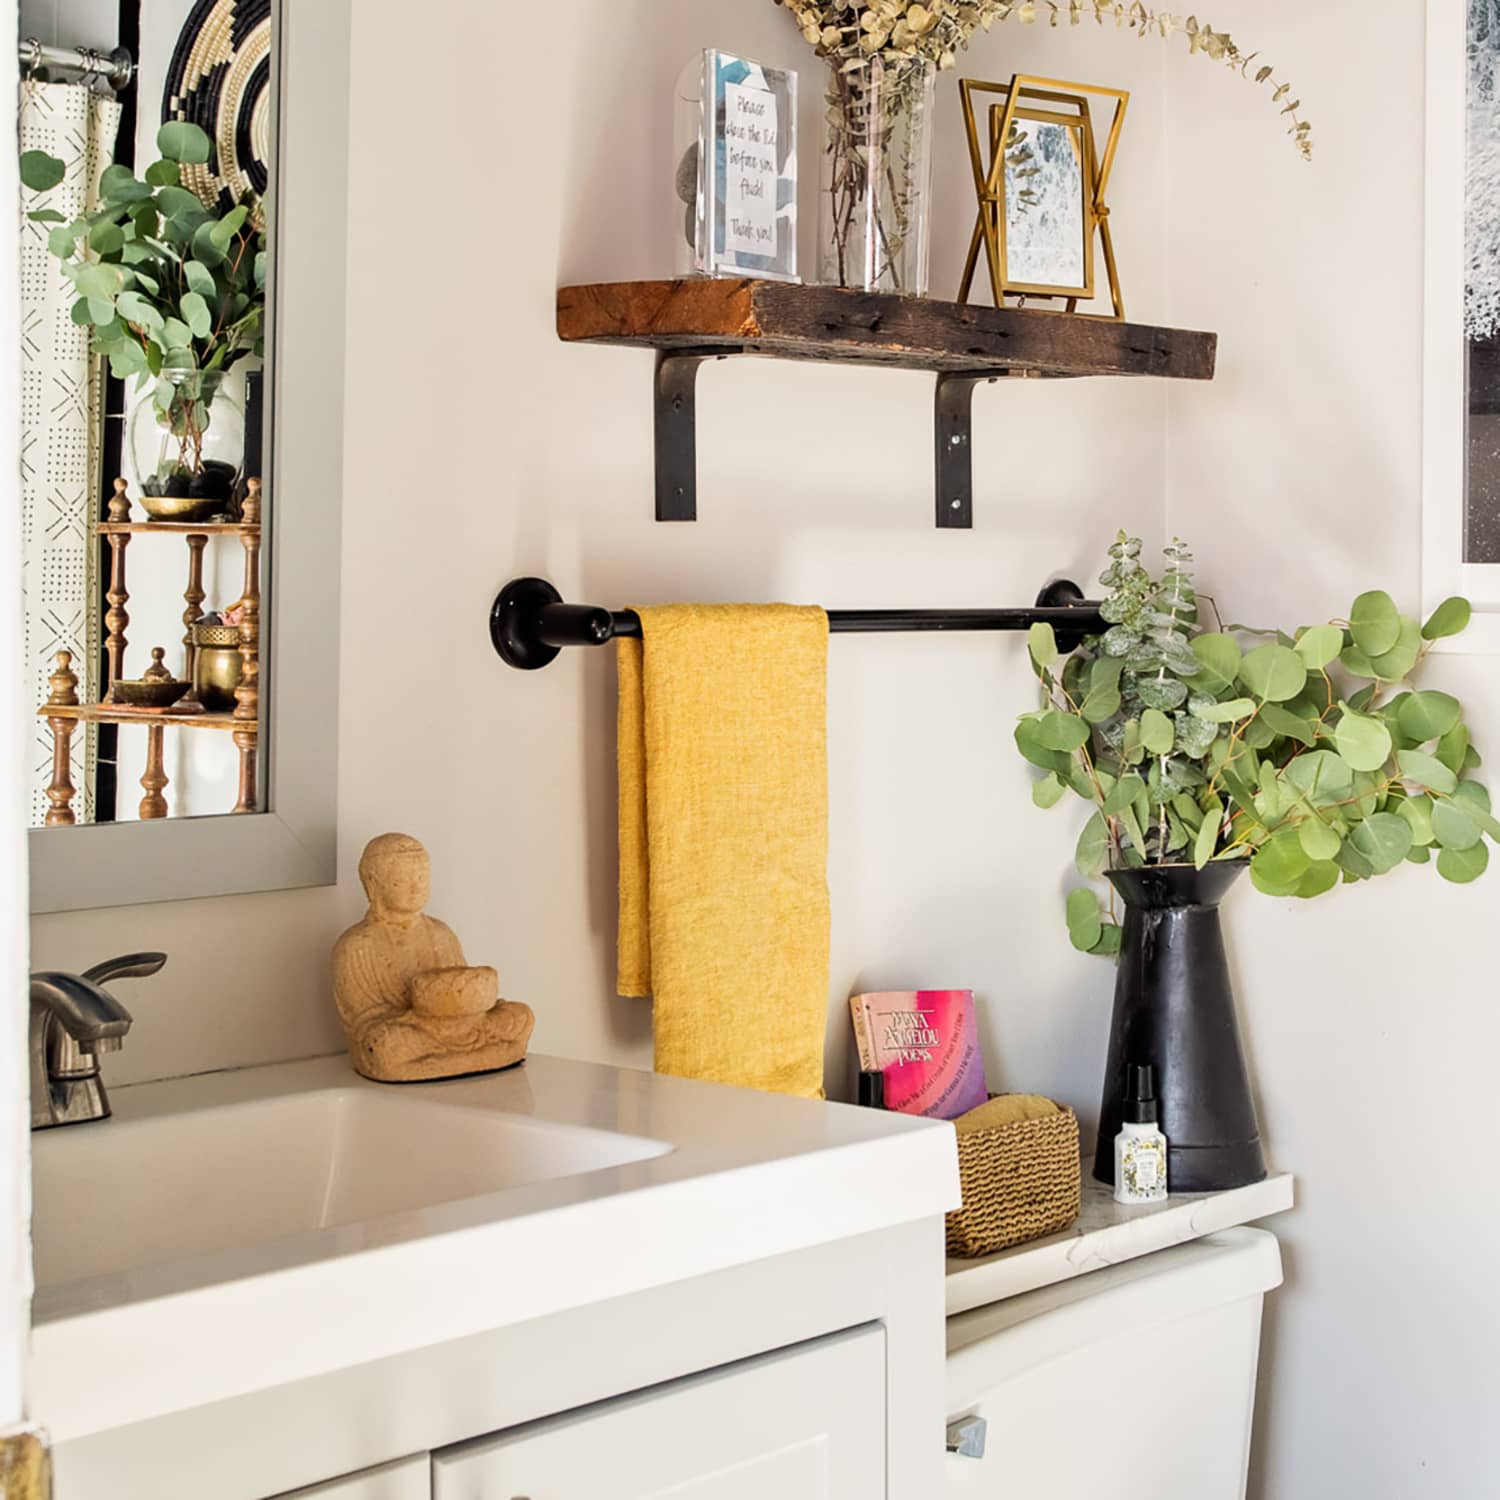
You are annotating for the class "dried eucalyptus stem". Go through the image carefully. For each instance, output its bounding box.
[776,0,1312,158]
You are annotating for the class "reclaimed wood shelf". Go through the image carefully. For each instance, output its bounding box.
[557,279,1218,527]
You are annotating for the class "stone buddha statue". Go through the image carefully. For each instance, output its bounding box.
[332,833,534,1082]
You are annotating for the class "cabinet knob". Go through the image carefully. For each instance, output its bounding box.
[945,1414,987,1460]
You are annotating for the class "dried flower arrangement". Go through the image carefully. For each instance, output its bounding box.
[774,0,1312,158]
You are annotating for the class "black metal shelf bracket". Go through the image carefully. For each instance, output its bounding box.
[652,352,1005,529]
[489,576,1105,671]
[934,373,997,530]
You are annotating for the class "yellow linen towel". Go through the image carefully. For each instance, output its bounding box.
[617,603,830,1099]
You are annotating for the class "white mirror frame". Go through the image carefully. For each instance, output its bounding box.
[28,0,350,913]
[1423,0,1500,654]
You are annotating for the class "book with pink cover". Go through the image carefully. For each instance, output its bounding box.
[850,990,988,1120]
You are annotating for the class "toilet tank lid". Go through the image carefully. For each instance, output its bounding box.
[946,1228,1282,1402]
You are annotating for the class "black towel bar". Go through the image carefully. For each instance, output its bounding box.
[490,577,1106,672]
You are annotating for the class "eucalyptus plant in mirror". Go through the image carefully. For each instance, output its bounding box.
[20,121,265,501]
[1017,533,1492,1189]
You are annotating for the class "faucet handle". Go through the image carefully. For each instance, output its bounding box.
[82,952,167,985]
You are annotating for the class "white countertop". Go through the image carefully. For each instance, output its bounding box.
[30,1054,959,1443]
[945,1158,1294,1315]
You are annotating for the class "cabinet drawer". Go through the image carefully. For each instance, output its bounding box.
[434,1326,885,1499]
[276,1455,429,1499]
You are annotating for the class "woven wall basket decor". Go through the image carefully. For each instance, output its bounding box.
[162,0,272,222]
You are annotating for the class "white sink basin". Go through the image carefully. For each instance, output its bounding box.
[32,1086,671,1289]
[29,1053,955,1448]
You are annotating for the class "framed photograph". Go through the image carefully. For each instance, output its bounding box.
[1423,0,1500,651]
[958,75,1128,319]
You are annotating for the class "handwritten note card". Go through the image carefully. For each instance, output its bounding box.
[692,51,798,282]
[723,81,779,257]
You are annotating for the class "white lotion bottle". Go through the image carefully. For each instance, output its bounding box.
[1114,1064,1168,1205]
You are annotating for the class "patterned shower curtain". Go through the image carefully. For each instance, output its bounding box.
[18,80,122,826]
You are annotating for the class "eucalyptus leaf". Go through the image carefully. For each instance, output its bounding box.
[1081,687,1122,724]
[1090,924,1124,957]
[1295,861,1341,899]
[144,159,180,188]
[1297,815,1342,862]
[1194,797,1223,868]
[1015,719,1071,775]
[1251,828,1309,896]
[1140,709,1174,756]
[1191,633,1242,689]
[1349,590,1401,657]
[1239,644,1307,703]
[116,291,163,333]
[1294,624,1343,670]
[1334,710,1393,773]
[1260,703,1316,746]
[1397,749,1459,796]
[1436,722,1472,774]
[88,221,125,257]
[20,150,66,193]
[184,260,218,299]
[1432,799,1482,852]
[1066,888,1103,952]
[1102,774,1145,817]
[74,262,125,300]
[1368,617,1422,682]
[1137,676,1189,711]
[1398,691,1462,743]
[157,120,213,165]
[1348,813,1413,874]
[180,291,213,339]
[1422,596,1472,641]
[1032,773,1067,810]
[1396,795,1435,846]
[1194,697,1256,725]
[1037,711,1090,752]
[1284,749,1355,805]
[1076,813,1110,879]
[1438,841,1489,883]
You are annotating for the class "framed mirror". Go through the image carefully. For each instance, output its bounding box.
[20,0,349,912]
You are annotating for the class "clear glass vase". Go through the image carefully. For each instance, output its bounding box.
[820,55,937,296]
[129,366,245,506]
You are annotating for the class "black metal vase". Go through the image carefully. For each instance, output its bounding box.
[1093,862,1266,1193]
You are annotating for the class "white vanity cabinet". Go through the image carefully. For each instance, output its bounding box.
[278,1457,430,1499]
[432,1328,885,1500]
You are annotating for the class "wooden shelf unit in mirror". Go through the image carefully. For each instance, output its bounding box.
[36,478,262,826]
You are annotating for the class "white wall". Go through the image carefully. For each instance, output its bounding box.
[33,3,1173,1100]
[5,0,36,1424]
[1166,3,1500,1495]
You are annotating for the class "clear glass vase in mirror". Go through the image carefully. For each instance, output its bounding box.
[17,0,351,912]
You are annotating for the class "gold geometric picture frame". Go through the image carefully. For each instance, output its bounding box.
[958,75,1129,321]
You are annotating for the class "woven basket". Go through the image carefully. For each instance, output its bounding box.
[945,1104,1082,1258]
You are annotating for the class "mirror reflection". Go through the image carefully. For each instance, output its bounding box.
[18,0,275,829]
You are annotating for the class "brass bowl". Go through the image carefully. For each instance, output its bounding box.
[111,676,190,709]
[140,492,229,523]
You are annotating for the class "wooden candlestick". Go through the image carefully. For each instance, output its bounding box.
[181,533,208,702]
[103,533,131,700]
[139,724,169,820]
[43,651,79,827]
